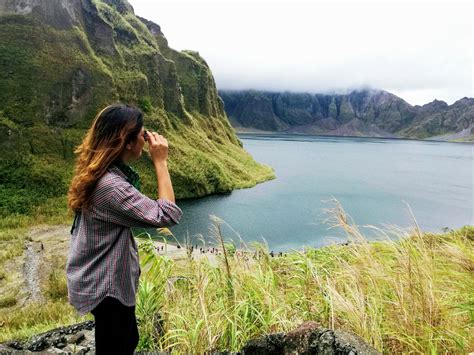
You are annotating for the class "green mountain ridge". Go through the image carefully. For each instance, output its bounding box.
[0,0,274,217]
[219,89,474,139]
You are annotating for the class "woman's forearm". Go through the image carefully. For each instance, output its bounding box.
[154,160,175,203]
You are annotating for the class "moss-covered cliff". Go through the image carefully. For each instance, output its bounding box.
[220,89,474,139]
[0,0,274,217]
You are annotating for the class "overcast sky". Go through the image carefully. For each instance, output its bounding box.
[129,0,473,106]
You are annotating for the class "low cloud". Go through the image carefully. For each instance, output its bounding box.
[131,1,472,105]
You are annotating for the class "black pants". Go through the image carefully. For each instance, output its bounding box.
[91,296,139,355]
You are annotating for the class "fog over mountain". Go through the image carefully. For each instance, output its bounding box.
[129,0,473,106]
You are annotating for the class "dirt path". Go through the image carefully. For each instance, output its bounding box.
[19,225,71,305]
[23,241,43,303]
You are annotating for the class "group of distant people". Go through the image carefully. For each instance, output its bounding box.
[153,243,287,259]
[154,244,221,255]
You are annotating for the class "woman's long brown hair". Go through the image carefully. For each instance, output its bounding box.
[68,104,143,211]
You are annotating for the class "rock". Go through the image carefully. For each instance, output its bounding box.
[26,337,49,351]
[240,321,380,354]
[62,344,91,354]
[67,331,85,344]
[3,340,23,350]
[332,329,378,354]
[50,334,67,348]
[242,333,286,354]
[0,320,95,354]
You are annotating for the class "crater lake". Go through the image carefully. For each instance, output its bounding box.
[167,134,473,251]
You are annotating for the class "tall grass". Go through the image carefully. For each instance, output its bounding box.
[136,207,473,353]
[0,205,471,353]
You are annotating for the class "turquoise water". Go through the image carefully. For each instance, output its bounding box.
[169,134,473,251]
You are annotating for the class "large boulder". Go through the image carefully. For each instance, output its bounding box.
[241,321,380,355]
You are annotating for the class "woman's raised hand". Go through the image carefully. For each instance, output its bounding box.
[146,131,175,202]
[146,131,168,164]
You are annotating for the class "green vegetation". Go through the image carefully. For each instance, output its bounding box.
[0,0,274,219]
[0,294,17,308]
[0,199,75,343]
[133,216,473,353]
[136,110,274,200]
[0,207,472,353]
[450,135,474,143]
[0,300,90,342]
[0,217,90,343]
[1,2,470,352]
[46,256,69,301]
[0,222,93,340]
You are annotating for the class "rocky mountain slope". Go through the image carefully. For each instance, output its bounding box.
[219,89,474,139]
[0,0,273,217]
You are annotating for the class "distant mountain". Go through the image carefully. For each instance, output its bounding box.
[400,98,474,139]
[219,90,474,139]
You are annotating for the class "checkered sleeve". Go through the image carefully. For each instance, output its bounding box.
[95,176,183,228]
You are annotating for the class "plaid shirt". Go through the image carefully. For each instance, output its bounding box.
[66,166,182,315]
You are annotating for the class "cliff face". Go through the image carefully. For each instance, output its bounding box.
[0,0,273,216]
[0,0,229,127]
[219,90,474,139]
[400,98,474,138]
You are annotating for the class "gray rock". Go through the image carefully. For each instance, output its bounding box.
[3,341,23,350]
[26,337,48,351]
[67,331,85,345]
[240,321,380,355]
[241,333,285,354]
[0,320,95,354]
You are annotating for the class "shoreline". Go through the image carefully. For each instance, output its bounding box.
[142,236,297,267]
[236,131,474,144]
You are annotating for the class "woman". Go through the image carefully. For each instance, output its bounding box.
[66,104,182,354]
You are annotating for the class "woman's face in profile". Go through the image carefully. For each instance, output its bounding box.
[129,127,146,159]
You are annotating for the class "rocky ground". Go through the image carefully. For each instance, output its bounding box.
[0,320,95,354]
[0,321,379,354]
